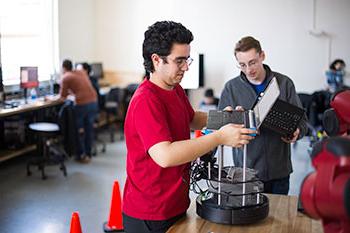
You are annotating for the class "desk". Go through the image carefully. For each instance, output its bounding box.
[0,96,63,118]
[99,70,142,88]
[167,194,323,233]
[0,96,64,162]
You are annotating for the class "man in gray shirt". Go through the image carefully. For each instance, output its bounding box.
[219,36,308,195]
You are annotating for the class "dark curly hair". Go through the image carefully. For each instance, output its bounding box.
[143,21,193,73]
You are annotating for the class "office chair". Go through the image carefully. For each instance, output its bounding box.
[58,100,79,157]
[104,87,126,142]
[92,114,107,156]
[124,83,139,110]
[26,122,67,180]
[309,90,331,130]
[296,92,331,152]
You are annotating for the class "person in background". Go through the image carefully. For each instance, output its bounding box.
[77,62,101,108]
[199,88,219,111]
[59,59,98,163]
[326,59,346,92]
[122,21,256,233]
[218,36,308,195]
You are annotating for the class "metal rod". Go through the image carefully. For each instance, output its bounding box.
[254,186,260,204]
[242,143,247,206]
[242,111,252,206]
[218,145,224,205]
[208,162,211,180]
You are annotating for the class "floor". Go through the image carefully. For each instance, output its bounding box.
[0,134,314,233]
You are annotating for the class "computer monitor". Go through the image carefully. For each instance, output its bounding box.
[90,63,103,79]
[20,66,39,88]
[0,65,4,103]
[180,53,204,89]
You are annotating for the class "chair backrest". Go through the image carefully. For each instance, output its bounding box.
[106,87,122,103]
[309,90,331,129]
[89,76,103,110]
[105,87,127,120]
[298,93,313,115]
[58,100,79,157]
[311,91,331,113]
[124,83,139,109]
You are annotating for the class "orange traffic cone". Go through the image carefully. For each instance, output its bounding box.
[70,212,83,233]
[103,180,124,232]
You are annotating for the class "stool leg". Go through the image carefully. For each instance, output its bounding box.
[119,121,124,140]
[60,162,67,177]
[41,137,48,180]
[110,124,115,142]
[101,141,106,153]
[27,163,32,176]
[92,143,97,156]
[39,165,47,180]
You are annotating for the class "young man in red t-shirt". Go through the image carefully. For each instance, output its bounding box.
[122,21,256,233]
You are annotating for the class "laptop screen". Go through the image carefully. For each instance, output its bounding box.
[253,77,280,127]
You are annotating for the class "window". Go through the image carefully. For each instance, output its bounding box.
[0,0,58,86]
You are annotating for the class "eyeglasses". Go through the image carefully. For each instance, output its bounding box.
[236,56,260,70]
[161,56,194,68]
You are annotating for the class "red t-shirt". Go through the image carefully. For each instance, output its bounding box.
[122,79,195,220]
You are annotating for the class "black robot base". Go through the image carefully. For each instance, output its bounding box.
[196,193,269,225]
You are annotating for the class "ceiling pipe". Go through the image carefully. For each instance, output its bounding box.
[308,0,332,65]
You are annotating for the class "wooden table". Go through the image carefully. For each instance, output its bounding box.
[167,194,323,233]
[0,96,63,118]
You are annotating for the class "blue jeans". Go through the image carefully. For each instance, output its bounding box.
[75,102,98,158]
[263,175,290,195]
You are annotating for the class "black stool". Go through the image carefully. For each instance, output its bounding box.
[27,122,67,179]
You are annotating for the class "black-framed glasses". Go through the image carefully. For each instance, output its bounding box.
[236,54,261,70]
[161,56,194,68]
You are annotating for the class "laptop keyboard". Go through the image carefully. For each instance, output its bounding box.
[207,110,244,130]
[262,99,304,137]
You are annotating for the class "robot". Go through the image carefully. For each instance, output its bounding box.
[191,110,269,225]
[300,89,350,233]
[323,89,350,136]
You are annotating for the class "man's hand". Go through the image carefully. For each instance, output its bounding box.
[235,105,245,112]
[224,105,260,136]
[223,105,245,112]
[281,128,300,143]
[223,106,234,112]
[218,124,256,148]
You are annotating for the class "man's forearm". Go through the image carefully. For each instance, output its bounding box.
[190,111,208,130]
[149,131,221,168]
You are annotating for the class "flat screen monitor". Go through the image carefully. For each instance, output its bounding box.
[0,66,3,102]
[90,63,103,78]
[20,66,39,88]
[180,53,204,89]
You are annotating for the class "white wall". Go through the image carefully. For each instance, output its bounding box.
[59,0,350,106]
[58,0,96,64]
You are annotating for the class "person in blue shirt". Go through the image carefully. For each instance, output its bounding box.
[218,36,308,195]
[326,59,346,92]
[199,88,219,112]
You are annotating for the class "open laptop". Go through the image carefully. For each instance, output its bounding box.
[207,77,305,137]
[251,77,280,128]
